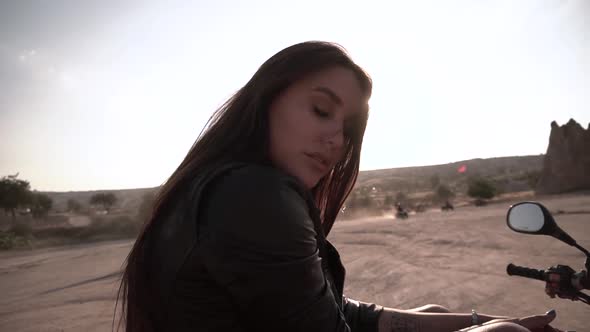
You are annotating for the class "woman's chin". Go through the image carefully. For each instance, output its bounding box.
[301,174,323,190]
[281,166,323,190]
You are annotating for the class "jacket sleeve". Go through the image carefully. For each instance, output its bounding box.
[197,165,352,331]
[342,297,383,332]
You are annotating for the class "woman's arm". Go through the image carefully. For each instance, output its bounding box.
[377,308,497,332]
[377,308,557,332]
[198,165,352,331]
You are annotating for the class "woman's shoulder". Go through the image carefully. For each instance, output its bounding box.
[219,162,299,184]
[204,162,308,201]
[200,163,318,254]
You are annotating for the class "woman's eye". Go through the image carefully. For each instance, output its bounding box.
[313,107,330,118]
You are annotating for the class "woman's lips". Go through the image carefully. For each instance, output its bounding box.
[304,153,330,172]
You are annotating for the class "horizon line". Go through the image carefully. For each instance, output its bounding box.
[39,153,545,193]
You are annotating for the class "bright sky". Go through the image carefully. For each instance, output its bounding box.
[0,0,588,192]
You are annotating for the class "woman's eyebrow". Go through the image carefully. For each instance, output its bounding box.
[312,86,343,106]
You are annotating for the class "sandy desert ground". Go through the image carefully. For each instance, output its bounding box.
[0,194,589,331]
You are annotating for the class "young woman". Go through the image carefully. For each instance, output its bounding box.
[117,41,559,332]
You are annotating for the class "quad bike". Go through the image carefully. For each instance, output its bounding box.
[506,202,590,305]
[441,201,454,211]
[395,210,409,219]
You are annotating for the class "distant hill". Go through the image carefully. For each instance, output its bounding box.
[42,155,544,214]
[356,155,544,194]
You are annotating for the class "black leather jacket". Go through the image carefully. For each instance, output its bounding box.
[145,163,383,331]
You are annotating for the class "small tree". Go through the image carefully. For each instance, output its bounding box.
[435,184,455,203]
[430,174,440,189]
[395,191,408,205]
[526,171,542,190]
[467,178,496,203]
[0,174,32,219]
[67,198,82,213]
[383,194,395,207]
[89,193,118,213]
[30,193,53,218]
[357,194,373,208]
[345,192,359,209]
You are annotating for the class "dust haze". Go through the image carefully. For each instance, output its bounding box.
[1,193,589,331]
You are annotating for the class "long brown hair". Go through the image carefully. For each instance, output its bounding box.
[116,41,372,331]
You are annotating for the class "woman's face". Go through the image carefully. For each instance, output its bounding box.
[268,67,367,189]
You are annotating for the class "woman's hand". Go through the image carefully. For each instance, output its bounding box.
[480,309,558,331]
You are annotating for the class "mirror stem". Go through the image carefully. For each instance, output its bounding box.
[574,244,590,272]
[573,243,590,257]
[554,227,577,246]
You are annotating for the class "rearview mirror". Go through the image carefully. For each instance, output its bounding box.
[507,201,576,246]
[507,202,545,233]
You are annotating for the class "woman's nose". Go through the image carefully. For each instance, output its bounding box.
[324,128,344,149]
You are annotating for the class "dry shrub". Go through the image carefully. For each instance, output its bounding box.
[0,224,34,250]
[78,216,141,240]
[32,215,141,245]
[9,222,33,237]
[2,214,142,250]
[0,231,28,249]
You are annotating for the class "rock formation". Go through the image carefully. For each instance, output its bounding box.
[536,119,590,194]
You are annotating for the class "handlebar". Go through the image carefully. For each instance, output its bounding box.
[506,263,546,281]
[583,272,589,289]
[507,263,590,305]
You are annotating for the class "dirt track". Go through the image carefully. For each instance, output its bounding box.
[1,194,589,331]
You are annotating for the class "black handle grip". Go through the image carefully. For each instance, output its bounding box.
[507,263,546,281]
[582,271,590,290]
